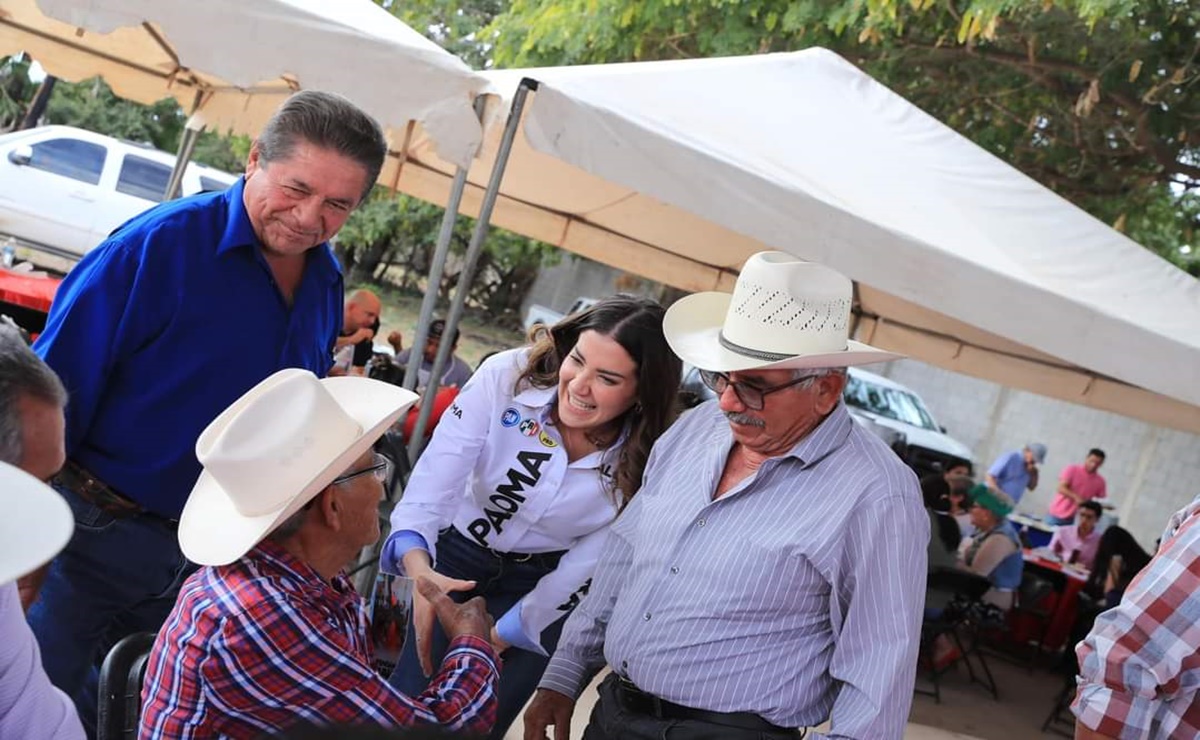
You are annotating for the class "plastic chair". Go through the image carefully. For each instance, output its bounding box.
[96,632,156,740]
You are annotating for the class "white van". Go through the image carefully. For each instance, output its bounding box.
[0,125,237,260]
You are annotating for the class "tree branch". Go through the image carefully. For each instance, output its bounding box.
[897,40,1200,183]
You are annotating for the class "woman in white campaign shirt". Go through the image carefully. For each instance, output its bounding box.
[380,296,681,738]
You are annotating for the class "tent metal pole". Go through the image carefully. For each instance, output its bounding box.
[407,82,532,462]
[402,96,488,393]
[164,92,206,201]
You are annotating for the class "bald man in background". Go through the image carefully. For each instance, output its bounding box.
[333,289,383,376]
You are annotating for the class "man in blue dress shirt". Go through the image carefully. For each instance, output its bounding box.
[27,90,387,732]
[985,442,1047,505]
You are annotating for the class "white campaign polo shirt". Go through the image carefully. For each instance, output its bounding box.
[388,349,622,648]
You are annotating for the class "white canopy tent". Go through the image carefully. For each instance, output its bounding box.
[388,49,1200,435]
[0,0,490,171]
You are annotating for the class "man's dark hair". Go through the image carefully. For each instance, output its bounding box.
[256,90,387,201]
[1079,500,1104,518]
[1088,448,1106,460]
[426,319,460,346]
[0,326,66,465]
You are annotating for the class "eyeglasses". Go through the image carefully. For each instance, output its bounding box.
[331,453,391,487]
[698,369,819,411]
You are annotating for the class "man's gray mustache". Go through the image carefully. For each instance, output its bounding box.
[724,411,765,428]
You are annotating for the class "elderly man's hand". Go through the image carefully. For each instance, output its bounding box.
[524,688,576,740]
[416,576,492,658]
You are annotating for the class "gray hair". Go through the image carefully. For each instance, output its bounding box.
[0,326,67,465]
[792,367,845,379]
[256,90,387,202]
[792,367,849,395]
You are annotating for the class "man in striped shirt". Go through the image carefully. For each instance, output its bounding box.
[139,370,499,738]
[525,253,928,740]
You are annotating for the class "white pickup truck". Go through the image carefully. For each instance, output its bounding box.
[0,125,236,260]
[522,296,599,332]
[680,364,975,478]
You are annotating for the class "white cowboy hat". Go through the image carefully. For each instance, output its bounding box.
[0,461,73,585]
[179,369,418,566]
[664,251,903,372]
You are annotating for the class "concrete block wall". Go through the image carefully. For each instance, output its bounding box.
[877,359,1200,550]
[521,255,658,317]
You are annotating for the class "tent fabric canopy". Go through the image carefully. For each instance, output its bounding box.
[0,0,490,167]
[390,49,1200,434]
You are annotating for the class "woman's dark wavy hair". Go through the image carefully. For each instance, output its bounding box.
[920,474,962,553]
[517,294,681,507]
[1085,525,1152,600]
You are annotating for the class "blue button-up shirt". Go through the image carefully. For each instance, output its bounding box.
[34,179,342,518]
[987,450,1030,503]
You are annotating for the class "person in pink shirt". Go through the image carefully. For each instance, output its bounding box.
[1047,448,1107,526]
[1048,501,1103,569]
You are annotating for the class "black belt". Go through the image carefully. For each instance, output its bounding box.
[448,526,566,569]
[614,676,802,736]
[55,460,179,529]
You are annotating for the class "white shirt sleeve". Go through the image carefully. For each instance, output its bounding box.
[388,353,508,565]
[539,497,642,698]
[508,524,613,654]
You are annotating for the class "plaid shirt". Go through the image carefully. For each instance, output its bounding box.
[1073,496,1200,738]
[139,540,498,738]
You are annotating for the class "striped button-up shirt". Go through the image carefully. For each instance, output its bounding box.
[139,540,498,738]
[1073,495,1200,738]
[540,400,928,738]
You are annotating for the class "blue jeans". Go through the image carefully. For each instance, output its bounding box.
[1045,513,1075,526]
[26,485,196,737]
[388,527,568,740]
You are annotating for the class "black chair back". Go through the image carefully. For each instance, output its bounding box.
[97,632,156,740]
[1017,572,1056,611]
[928,566,993,602]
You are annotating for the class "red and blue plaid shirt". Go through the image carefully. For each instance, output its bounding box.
[139,540,497,738]
[1073,496,1200,738]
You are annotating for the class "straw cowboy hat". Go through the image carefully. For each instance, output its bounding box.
[664,251,902,372]
[0,461,73,585]
[179,369,418,566]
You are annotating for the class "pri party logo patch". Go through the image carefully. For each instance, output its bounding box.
[519,418,540,437]
[500,408,521,427]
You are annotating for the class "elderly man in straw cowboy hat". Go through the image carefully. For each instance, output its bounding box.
[526,252,928,740]
[139,370,501,738]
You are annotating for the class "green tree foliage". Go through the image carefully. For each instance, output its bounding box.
[377,0,507,68]
[0,56,37,129]
[336,188,558,323]
[0,57,247,172]
[486,0,1200,274]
